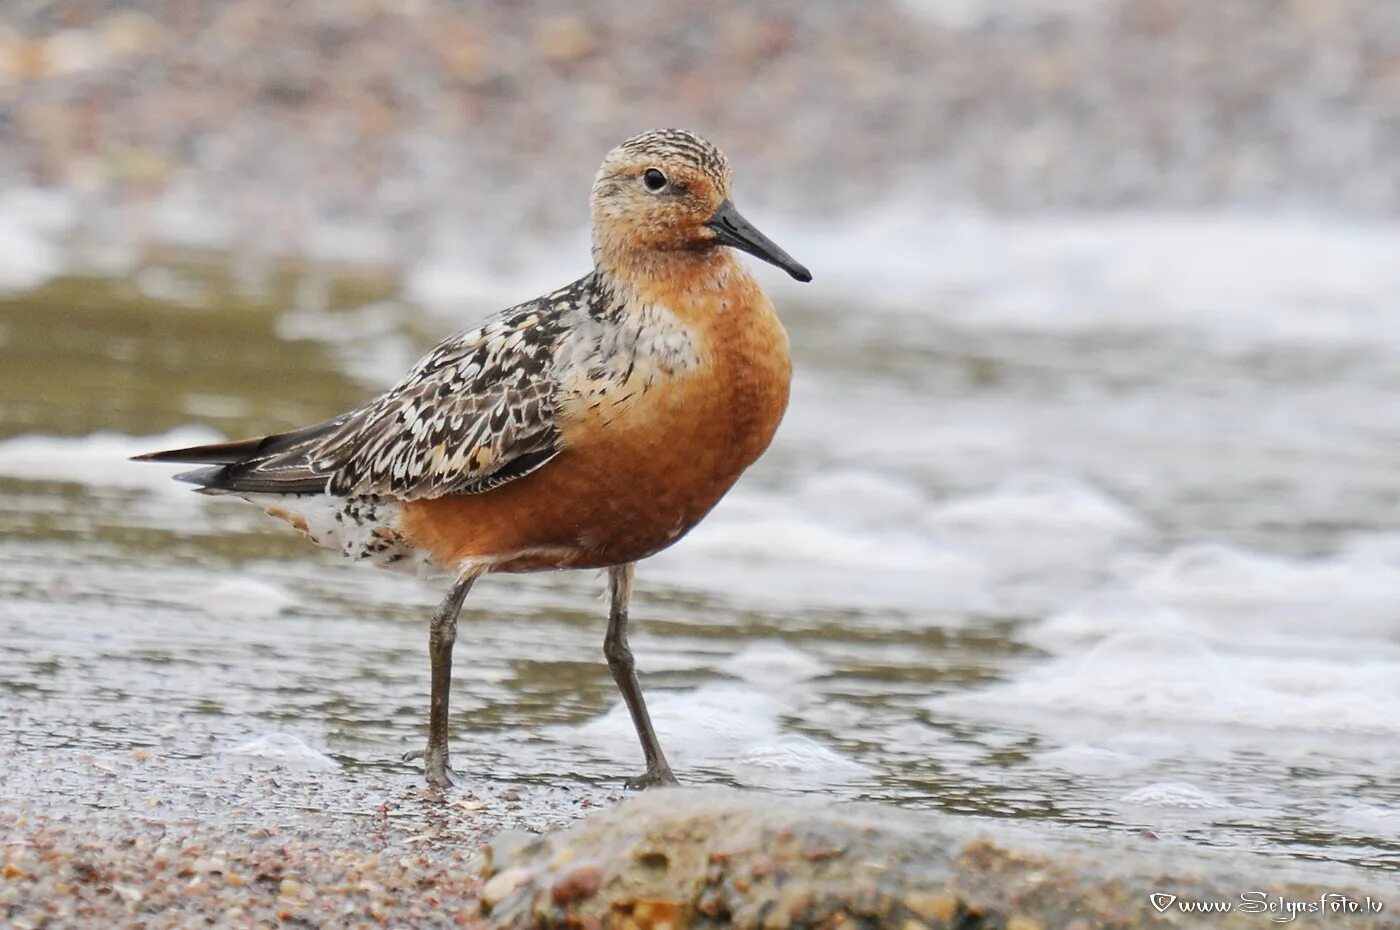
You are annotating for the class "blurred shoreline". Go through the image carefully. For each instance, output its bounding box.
[1,0,1396,281]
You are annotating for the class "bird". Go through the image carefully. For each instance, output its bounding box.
[135,128,811,789]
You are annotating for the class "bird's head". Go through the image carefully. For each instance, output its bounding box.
[591,129,811,284]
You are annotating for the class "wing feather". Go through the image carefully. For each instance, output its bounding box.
[309,302,570,500]
[158,277,597,500]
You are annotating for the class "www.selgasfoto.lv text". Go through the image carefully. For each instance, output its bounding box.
[1150,891,1384,922]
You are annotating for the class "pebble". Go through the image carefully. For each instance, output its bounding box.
[0,808,494,930]
[480,867,533,908]
[550,864,602,905]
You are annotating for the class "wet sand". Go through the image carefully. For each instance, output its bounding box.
[2,741,610,929]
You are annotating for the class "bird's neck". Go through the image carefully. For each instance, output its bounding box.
[592,244,753,318]
[589,243,788,405]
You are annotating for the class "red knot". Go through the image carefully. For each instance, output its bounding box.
[136,128,811,789]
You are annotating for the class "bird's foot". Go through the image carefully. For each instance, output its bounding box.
[624,764,679,790]
[403,746,465,789]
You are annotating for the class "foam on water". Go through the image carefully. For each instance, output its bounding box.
[995,540,1400,796]
[923,475,1148,601]
[789,210,1400,350]
[399,210,1400,358]
[570,682,785,763]
[1031,544,1400,654]
[659,469,1148,616]
[925,473,1145,539]
[227,733,339,772]
[721,641,830,686]
[1028,593,1197,654]
[647,485,992,616]
[1120,781,1229,810]
[1342,533,1400,568]
[1035,743,1155,777]
[781,383,1030,486]
[733,735,872,789]
[189,576,297,619]
[935,627,1400,739]
[790,470,932,531]
[566,682,868,788]
[1327,803,1400,841]
[1133,543,1400,641]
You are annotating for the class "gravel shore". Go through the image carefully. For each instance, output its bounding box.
[2,0,1397,265]
[2,716,617,929]
[1,765,612,930]
[3,810,487,929]
[8,786,1388,929]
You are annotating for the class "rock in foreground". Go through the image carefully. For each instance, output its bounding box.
[479,788,1389,929]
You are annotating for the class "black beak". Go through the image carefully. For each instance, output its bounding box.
[706,200,812,283]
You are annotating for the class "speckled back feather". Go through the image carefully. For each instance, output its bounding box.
[173,275,619,500]
[310,294,571,499]
[143,129,775,513]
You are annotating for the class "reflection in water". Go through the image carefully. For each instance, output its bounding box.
[1,223,1397,873]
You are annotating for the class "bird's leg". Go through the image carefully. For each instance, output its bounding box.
[403,573,476,788]
[603,563,678,788]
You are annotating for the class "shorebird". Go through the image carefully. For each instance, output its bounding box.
[136,129,810,788]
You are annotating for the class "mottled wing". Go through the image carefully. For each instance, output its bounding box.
[309,303,566,500]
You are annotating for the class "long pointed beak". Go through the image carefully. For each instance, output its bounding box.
[706,200,812,283]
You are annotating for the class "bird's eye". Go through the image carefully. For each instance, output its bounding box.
[642,168,667,192]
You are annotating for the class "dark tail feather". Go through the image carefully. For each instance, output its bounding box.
[131,436,269,466]
[173,465,237,494]
[134,420,343,496]
[133,438,271,495]
[174,465,328,495]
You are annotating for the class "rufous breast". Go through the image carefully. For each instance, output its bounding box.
[397,265,791,573]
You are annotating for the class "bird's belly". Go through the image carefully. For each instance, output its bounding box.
[396,361,789,574]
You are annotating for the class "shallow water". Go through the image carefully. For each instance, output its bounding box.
[2,215,1398,875]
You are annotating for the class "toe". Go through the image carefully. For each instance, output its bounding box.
[425,765,465,789]
[624,768,679,790]
[421,752,465,789]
